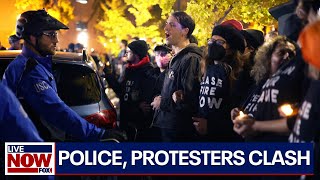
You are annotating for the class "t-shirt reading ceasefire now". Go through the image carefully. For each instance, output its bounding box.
[198,63,240,141]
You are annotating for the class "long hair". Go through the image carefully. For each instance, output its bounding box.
[203,45,243,88]
[251,36,297,84]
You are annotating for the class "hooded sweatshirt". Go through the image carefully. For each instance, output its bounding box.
[153,43,202,138]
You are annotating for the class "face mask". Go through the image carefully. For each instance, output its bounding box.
[156,55,170,69]
[208,43,226,61]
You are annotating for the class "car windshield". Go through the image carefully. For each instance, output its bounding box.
[53,63,101,106]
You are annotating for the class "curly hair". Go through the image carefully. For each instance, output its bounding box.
[251,36,297,84]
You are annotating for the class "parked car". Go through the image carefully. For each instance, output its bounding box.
[0,50,117,130]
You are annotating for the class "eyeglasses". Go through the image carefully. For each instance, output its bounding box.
[42,32,58,40]
[208,38,226,46]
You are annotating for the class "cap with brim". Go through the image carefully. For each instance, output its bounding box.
[154,44,172,52]
[268,0,298,20]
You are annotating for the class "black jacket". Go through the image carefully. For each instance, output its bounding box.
[251,51,310,142]
[119,62,155,130]
[153,43,202,135]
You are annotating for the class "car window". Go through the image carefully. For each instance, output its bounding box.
[53,63,101,106]
[0,59,12,79]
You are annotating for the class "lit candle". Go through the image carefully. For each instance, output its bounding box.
[238,111,245,119]
[279,104,294,116]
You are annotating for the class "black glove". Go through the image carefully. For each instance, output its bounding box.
[101,129,128,142]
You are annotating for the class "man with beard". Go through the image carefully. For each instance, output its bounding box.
[151,11,202,142]
[119,40,155,142]
[2,9,126,142]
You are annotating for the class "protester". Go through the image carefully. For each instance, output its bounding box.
[220,19,244,30]
[74,43,84,53]
[145,44,172,141]
[232,0,319,140]
[8,34,21,50]
[233,35,301,140]
[231,29,265,108]
[151,44,172,95]
[2,9,126,142]
[192,24,245,141]
[118,40,155,141]
[290,19,320,179]
[150,11,202,142]
[67,43,75,52]
[112,39,128,83]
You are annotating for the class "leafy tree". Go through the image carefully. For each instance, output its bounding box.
[14,0,74,26]
[186,0,288,46]
[96,0,176,54]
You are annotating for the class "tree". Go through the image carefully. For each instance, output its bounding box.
[96,0,175,54]
[185,0,288,46]
[14,0,74,26]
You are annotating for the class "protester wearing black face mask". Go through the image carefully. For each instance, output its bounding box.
[193,25,245,142]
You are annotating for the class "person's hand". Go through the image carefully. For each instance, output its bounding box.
[230,108,240,121]
[192,117,207,135]
[233,115,255,138]
[151,96,161,110]
[139,101,152,114]
[172,90,184,103]
[101,129,128,142]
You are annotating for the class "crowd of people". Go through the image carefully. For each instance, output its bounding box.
[1,0,320,179]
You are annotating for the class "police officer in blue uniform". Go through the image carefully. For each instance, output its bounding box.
[0,83,55,180]
[2,9,126,142]
[0,83,42,142]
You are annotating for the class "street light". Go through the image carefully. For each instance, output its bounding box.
[77,31,88,48]
[76,0,88,4]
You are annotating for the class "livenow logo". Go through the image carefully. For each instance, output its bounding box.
[5,142,55,175]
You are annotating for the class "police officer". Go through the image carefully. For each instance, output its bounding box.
[0,82,51,180]
[0,83,42,142]
[2,9,126,142]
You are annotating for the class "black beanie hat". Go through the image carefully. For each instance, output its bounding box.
[212,25,246,53]
[240,29,264,49]
[128,40,149,59]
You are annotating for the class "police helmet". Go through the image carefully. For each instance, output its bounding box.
[16,9,69,39]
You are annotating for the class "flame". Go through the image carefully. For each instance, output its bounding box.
[238,111,245,119]
[280,104,294,116]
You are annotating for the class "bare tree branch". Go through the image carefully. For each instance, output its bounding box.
[214,4,234,26]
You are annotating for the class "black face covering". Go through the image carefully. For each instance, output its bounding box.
[208,43,226,61]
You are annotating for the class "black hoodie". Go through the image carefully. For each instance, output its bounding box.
[152,43,202,139]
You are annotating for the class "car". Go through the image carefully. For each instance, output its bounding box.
[0,50,117,133]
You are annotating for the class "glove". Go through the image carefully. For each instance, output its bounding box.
[101,129,128,142]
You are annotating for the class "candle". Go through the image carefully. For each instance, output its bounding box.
[238,111,245,119]
[279,104,294,116]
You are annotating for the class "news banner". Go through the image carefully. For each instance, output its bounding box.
[4,142,314,176]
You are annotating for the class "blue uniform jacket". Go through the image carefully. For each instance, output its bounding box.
[0,83,42,142]
[2,46,105,141]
